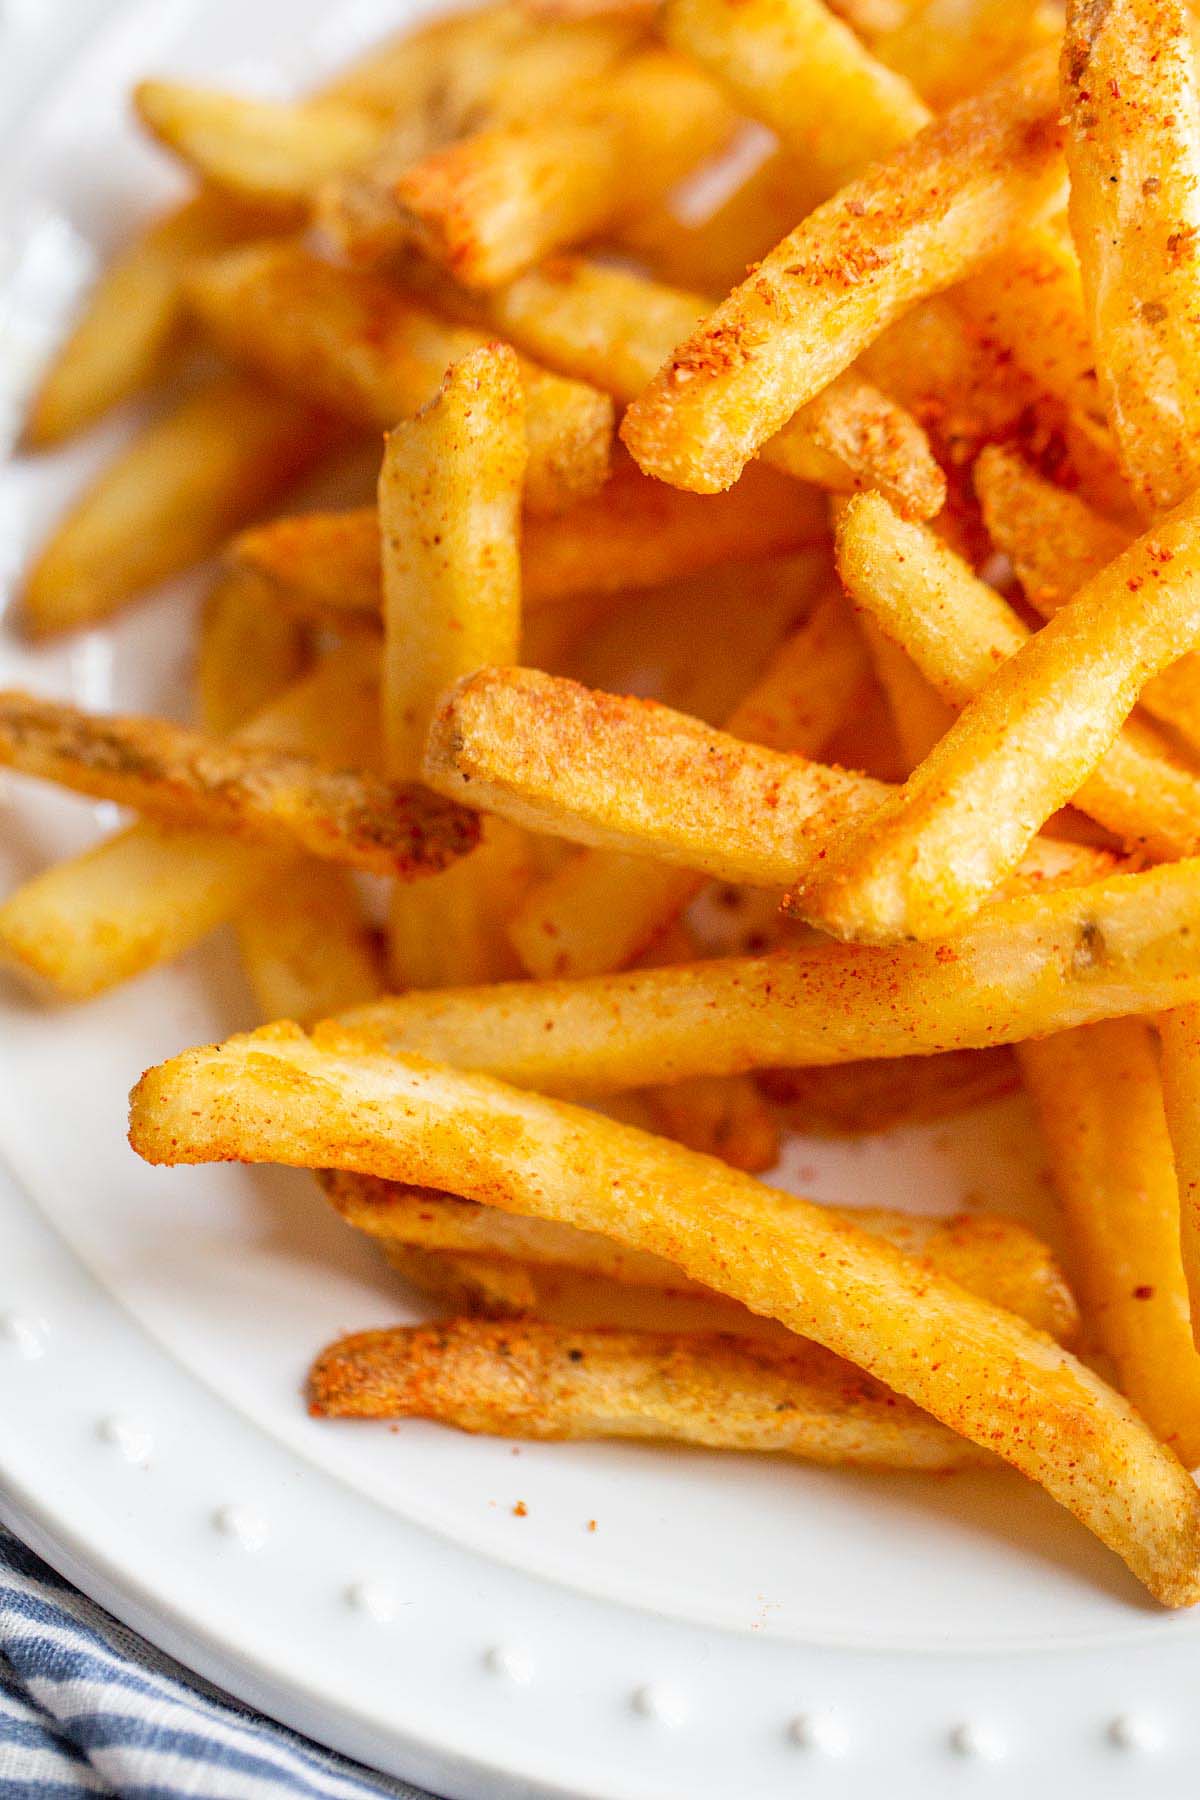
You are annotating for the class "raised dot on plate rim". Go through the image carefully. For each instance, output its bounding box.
[483,1644,534,1685]
[345,1581,396,1623]
[788,1711,849,1755]
[0,1310,47,1359]
[212,1503,268,1551]
[96,1414,153,1465]
[1109,1714,1166,1753]
[949,1721,1005,1762]
[631,1683,687,1727]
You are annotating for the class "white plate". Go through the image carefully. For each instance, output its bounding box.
[2,3,1200,1794]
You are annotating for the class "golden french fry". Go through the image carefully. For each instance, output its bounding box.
[324,858,1200,1094]
[22,193,273,449]
[508,594,869,977]
[640,1073,780,1174]
[876,0,1051,106]
[21,374,337,638]
[480,257,944,519]
[322,1169,1079,1342]
[621,48,1063,493]
[382,1246,539,1317]
[1020,1020,1200,1468]
[760,1049,1018,1136]
[129,1026,1200,1605]
[185,242,612,515]
[1061,0,1200,511]
[1159,1006,1200,1343]
[0,641,382,1001]
[196,570,309,739]
[976,446,1200,754]
[134,82,388,208]
[310,1318,993,1471]
[389,50,736,288]
[231,454,829,626]
[858,618,952,770]
[425,665,1112,897]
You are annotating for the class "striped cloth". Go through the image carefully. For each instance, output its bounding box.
[0,1529,436,1799]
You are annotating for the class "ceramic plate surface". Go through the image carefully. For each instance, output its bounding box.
[2,4,1200,1794]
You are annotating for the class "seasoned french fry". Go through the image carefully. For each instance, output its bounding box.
[760,1049,1017,1135]
[21,374,337,638]
[321,858,1200,1093]
[133,82,388,209]
[829,492,1200,876]
[389,50,736,288]
[130,1026,1200,1605]
[622,47,1064,492]
[310,1319,993,1470]
[380,345,529,987]
[976,446,1200,754]
[321,1169,1079,1341]
[1020,1020,1200,1468]
[1159,1006,1200,1340]
[858,618,952,769]
[382,1246,538,1317]
[0,692,477,879]
[480,257,944,518]
[185,243,612,514]
[22,193,272,449]
[875,0,1050,106]
[663,0,928,191]
[231,454,829,626]
[0,641,382,1000]
[425,665,1112,894]
[1061,0,1200,512]
[508,594,870,977]
[196,569,309,737]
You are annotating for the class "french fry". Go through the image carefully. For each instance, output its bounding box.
[425,665,1112,893]
[382,1246,538,1317]
[1061,0,1200,512]
[230,454,829,627]
[21,374,337,638]
[309,1319,993,1471]
[129,1026,1200,1605]
[133,82,389,209]
[875,0,1051,106]
[480,257,944,518]
[321,1169,1079,1341]
[21,193,272,449]
[322,858,1200,1093]
[0,692,477,879]
[0,640,382,1000]
[799,488,1200,942]
[663,0,928,191]
[196,569,309,738]
[185,243,613,514]
[1020,1020,1200,1468]
[760,1048,1017,1135]
[508,594,870,978]
[1158,1006,1200,1340]
[621,47,1064,492]
[380,345,529,987]
[388,50,737,288]
[858,618,952,769]
[976,446,1200,754]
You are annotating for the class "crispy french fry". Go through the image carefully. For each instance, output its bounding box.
[21,374,337,638]
[508,594,870,977]
[230,453,829,626]
[858,618,952,769]
[976,446,1200,754]
[323,859,1200,1093]
[663,0,928,191]
[875,0,1050,106]
[22,193,272,449]
[1020,1020,1200,1468]
[196,570,309,738]
[0,641,382,1001]
[641,1073,780,1174]
[621,47,1064,492]
[425,665,1112,896]
[479,257,944,518]
[130,1026,1200,1605]
[0,692,476,879]
[310,1319,993,1470]
[829,492,1200,876]
[388,50,736,288]
[321,1169,1079,1341]
[186,243,612,515]
[1159,1006,1200,1340]
[1061,0,1200,511]
[382,1246,538,1317]
[380,345,528,986]
[134,82,388,209]
[760,1048,1018,1135]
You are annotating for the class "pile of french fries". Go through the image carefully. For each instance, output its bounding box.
[11,0,1200,1610]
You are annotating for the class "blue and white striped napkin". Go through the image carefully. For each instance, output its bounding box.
[0,1528,436,1799]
